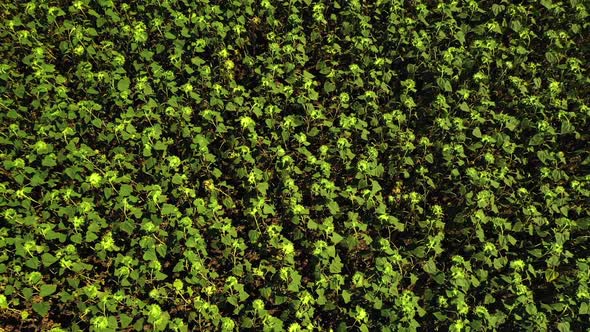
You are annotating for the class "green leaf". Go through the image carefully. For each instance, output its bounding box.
[143,249,157,261]
[529,133,545,146]
[120,220,135,234]
[172,173,184,185]
[0,294,8,309]
[557,321,570,332]
[154,141,167,150]
[540,0,553,9]
[108,316,119,329]
[342,290,351,303]
[257,182,269,195]
[41,253,58,267]
[117,77,130,92]
[327,201,340,214]
[324,81,336,93]
[161,204,178,215]
[329,255,343,274]
[526,304,538,315]
[156,244,167,257]
[39,284,57,297]
[436,77,452,92]
[472,127,482,138]
[42,154,57,167]
[580,302,589,315]
[287,271,301,292]
[32,302,50,316]
[119,184,133,196]
[23,288,34,300]
[154,271,167,281]
[71,233,83,244]
[325,245,336,258]
[263,203,275,215]
[455,31,465,44]
[545,269,559,282]
[331,232,344,245]
[370,180,382,195]
[86,231,98,242]
[576,217,590,230]
[423,259,438,274]
[25,257,40,269]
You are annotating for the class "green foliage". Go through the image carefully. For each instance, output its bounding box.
[1,0,589,331]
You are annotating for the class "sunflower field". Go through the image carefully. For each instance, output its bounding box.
[1,0,590,331]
